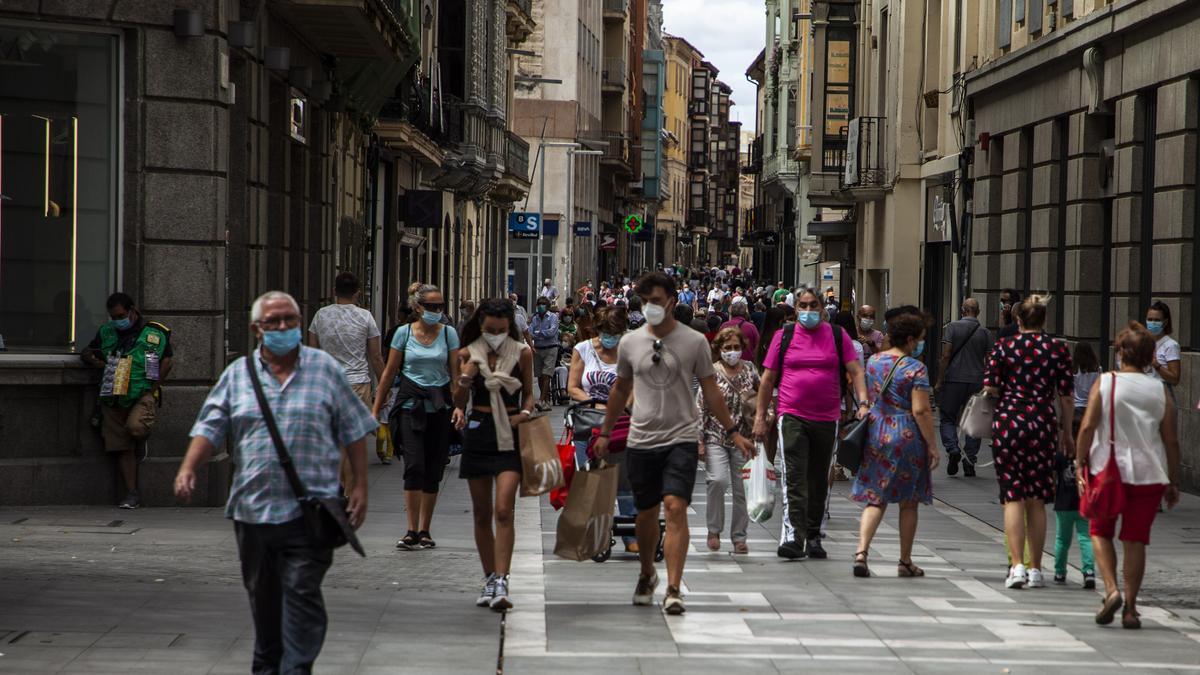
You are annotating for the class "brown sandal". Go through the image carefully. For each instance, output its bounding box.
[1095,592,1123,625]
[1121,609,1141,630]
[897,559,925,577]
[853,551,871,578]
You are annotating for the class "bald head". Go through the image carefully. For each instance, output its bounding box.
[962,298,980,317]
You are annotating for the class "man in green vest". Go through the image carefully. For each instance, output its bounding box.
[82,292,173,509]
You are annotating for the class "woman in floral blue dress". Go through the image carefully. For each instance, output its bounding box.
[850,313,940,578]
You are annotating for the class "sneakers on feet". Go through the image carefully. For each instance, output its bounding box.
[489,575,512,611]
[662,586,686,615]
[947,453,961,476]
[476,573,498,607]
[118,491,141,509]
[1083,570,1096,589]
[1053,572,1067,584]
[805,538,828,559]
[1005,564,1027,590]
[632,572,659,606]
[962,459,976,477]
[777,540,807,560]
[1027,568,1045,588]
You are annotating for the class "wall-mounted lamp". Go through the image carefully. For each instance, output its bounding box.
[264,47,290,71]
[174,9,203,38]
[228,21,255,48]
[289,66,311,90]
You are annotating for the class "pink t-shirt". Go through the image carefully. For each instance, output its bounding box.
[764,323,858,422]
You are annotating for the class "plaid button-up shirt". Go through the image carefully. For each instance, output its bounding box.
[190,346,377,524]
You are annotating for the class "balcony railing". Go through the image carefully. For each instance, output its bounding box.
[603,0,627,18]
[842,116,887,189]
[602,57,626,90]
[822,129,848,174]
[599,132,630,167]
[742,135,763,174]
[379,74,446,142]
[505,131,530,181]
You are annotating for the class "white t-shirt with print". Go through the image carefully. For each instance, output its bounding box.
[309,303,381,384]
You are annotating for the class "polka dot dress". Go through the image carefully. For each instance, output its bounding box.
[983,332,1073,504]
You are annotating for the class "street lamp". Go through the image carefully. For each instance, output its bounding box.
[536,141,585,302]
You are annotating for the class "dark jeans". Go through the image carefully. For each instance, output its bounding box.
[938,381,982,462]
[235,518,333,675]
[778,415,838,544]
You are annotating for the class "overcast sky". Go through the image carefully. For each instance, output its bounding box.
[662,0,763,133]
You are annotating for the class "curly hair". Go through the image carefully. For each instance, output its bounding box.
[886,313,925,350]
[710,326,746,362]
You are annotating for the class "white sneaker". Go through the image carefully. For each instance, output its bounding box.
[476,573,497,607]
[632,572,659,606]
[1027,568,1044,588]
[1005,564,1027,590]
[490,575,512,611]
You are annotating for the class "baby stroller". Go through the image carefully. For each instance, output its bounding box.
[551,362,571,406]
[561,400,665,563]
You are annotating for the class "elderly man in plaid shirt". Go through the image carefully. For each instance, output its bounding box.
[174,291,377,674]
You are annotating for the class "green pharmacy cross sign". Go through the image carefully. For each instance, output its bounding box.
[622,214,644,234]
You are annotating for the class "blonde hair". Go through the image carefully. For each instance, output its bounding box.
[710,326,746,362]
[1015,293,1051,330]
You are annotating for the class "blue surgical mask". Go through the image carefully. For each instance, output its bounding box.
[421,310,443,325]
[111,317,132,331]
[1146,320,1164,335]
[913,340,925,357]
[797,310,821,329]
[262,327,302,356]
[599,333,621,349]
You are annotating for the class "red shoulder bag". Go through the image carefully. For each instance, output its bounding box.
[1079,373,1126,520]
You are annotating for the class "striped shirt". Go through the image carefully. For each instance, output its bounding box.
[190,346,377,524]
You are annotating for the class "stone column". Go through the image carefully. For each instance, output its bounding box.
[970,135,1003,330]
[1030,121,1061,333]
[1110,94,1145,331]
[1063,111,1107,344]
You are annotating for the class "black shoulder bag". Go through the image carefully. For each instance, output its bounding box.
[245,357,366,557]
[832,325,868,473]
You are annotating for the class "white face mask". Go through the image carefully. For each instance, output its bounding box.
[483,333,507,351]
[643,303,667,326]
[720,350,741,366]
[860,318,875,331]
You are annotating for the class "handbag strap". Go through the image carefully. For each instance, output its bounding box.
[245,354,309,500]
[1108,372,1117,455]
[874,355,907,408]
[945,321,981,370]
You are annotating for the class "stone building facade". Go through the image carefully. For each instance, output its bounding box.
[967,0,1200,490]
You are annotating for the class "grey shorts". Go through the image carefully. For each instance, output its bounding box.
[534,347,558,377]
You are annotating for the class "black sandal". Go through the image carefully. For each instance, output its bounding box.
[418,530,436,549]
[396,530,419,550]
[853,551,871,578]
[897,559,925,577]
[1121,609,1141,630]
[1095,592,1123,625]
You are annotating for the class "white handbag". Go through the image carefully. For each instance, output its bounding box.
[959,392,998,440]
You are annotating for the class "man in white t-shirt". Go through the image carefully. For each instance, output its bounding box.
[309,272,386,463]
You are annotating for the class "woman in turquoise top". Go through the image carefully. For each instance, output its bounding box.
[372,284,465,550]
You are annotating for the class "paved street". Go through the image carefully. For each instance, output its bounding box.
[2,412,1200,674]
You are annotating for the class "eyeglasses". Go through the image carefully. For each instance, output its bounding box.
[652,339,663,364]
[421,302,445,312]
[256,314,300,329]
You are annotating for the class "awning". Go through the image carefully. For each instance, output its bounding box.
[807,220,855,238]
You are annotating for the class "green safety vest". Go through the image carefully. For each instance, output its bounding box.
[98,320,170,408]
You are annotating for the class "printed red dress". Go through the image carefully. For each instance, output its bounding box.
[983,332,1073,503]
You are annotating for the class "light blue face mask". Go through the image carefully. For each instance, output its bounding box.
[262,327,302,355]
[421,310,443,325]
[913,340,925,357]
[599,333,621,350]
[111,317,132,331]
[1146,320,1164,336]
[797,310,821,329]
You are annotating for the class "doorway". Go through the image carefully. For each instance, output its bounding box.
[922,241,952,383]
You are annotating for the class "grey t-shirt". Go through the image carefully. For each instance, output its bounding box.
[942,317,991,384]
[309,303,381,384]
[617,322,715,448]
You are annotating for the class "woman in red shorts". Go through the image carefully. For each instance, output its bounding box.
[1075,322,1182,629]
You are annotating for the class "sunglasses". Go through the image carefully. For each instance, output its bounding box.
[652,339,663,364]
[421,302,445,312]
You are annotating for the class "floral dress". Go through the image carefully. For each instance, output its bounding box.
[983,332,1073,503]
[851,354,933,506]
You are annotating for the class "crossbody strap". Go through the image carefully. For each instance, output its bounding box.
[1108,372,1117,454]
[945,322,982,370]
[878,355,906,404]
[244,355,309,500]
[832,324,847,399]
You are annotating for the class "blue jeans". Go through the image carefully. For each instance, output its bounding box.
[574,439,636,544]
[938,381,981,462]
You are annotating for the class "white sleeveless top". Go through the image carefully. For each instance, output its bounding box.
[1088,372,1170,485]
[574,338,618,402]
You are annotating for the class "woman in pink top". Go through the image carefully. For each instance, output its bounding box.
[752,289,868,561]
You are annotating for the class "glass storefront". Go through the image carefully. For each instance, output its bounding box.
[0,24,118,352]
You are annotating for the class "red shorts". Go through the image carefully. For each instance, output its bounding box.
[1088,483,1167,545]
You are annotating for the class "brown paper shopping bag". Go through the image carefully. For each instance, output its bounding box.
[518,415,565,497]
[553,463,619,561]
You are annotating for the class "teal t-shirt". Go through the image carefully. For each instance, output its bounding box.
[392,324,460,410]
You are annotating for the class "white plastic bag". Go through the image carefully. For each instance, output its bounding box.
[742,443,778,523]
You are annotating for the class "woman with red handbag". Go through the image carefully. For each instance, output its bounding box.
[1075,322,1182,629]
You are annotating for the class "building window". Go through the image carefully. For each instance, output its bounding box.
[0,25,119,352]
